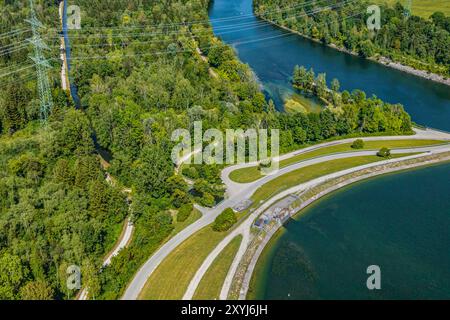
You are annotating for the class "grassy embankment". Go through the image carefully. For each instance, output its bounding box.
[193,235,243,300]
[250,154,415,205]
[171,209,202,237]
[229,140,446,183]
[138,226,228,300]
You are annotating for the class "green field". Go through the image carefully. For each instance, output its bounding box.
[374,0,450,18]
[138,226,228,300]
[193,235,243,300]
[171,209,202,237]
[229,140,445,183]
[250,153,415,205]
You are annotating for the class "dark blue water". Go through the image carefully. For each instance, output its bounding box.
[249,163,450,300]
[208,0,450,130]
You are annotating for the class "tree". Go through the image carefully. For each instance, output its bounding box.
[74,155,101,189]
[82,261,101,300]
[331,78,340,92]
[351,139,365,149]
[167,175,188,194]
[293,65,308,90]
[0,82,31,134]
[377,147,391,158]
[54,109,95,157]
[199,192,215,208]
[359,40,376,58]
[134,145,173,198]
[20,280,54,300]
[314,73,328,99]
[305,68,315,92]
[293,126,307,144]
[431,12,450,32]
[207,43,235,67]
[212,208,237,232]
[341,90,351,104]
[53,158,74,184]
[171,189,190,208]
[88,179,110,217]
[0,253,27,299]
[177,203,193,222]
[8,153,45,182]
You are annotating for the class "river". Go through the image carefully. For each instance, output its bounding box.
[208,0,450,130]
[208,0,450,299]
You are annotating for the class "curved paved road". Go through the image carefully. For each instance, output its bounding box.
[221,128,450,197]
[183,148,450,300]
[122,129,450,300]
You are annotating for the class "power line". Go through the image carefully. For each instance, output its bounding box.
[26,0,54,123]
[69,10,363,62]
[0,72,37,91]
[0,28,31,40]
[59,0,357,49]
[0,38,32,50]
[0,64,35,78]
[0,43,30,57]
[51,0,330,32]
[45,0,346,38]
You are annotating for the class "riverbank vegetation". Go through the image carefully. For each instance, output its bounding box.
[0,0,416,299]
[292,66,414,136]
[254,0,450,77]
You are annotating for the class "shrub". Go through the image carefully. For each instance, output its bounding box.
[171,189,190,208]
[351,139,365,149]
[377,147,391,158]
[198,192,215,208]
[212,208,237,232]
[177,203,194,222]
[258,159,272,171]
[182,166,199,180]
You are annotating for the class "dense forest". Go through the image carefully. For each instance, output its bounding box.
[254,0,450,76]
[0,0,412,299]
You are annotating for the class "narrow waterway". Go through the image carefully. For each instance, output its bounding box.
[208,0,450,130]
[62,0,81,108]
[208,0,450,299]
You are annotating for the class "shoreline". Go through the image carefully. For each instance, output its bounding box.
[259,16,450,87]
[239,152,450,300]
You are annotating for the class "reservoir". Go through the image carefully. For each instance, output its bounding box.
[248,163,450,299]
[209,0,450,299]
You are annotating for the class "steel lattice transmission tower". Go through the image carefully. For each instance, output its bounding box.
[26,0,53,123]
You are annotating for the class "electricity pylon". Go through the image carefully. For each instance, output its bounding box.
[26,0,53,123]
